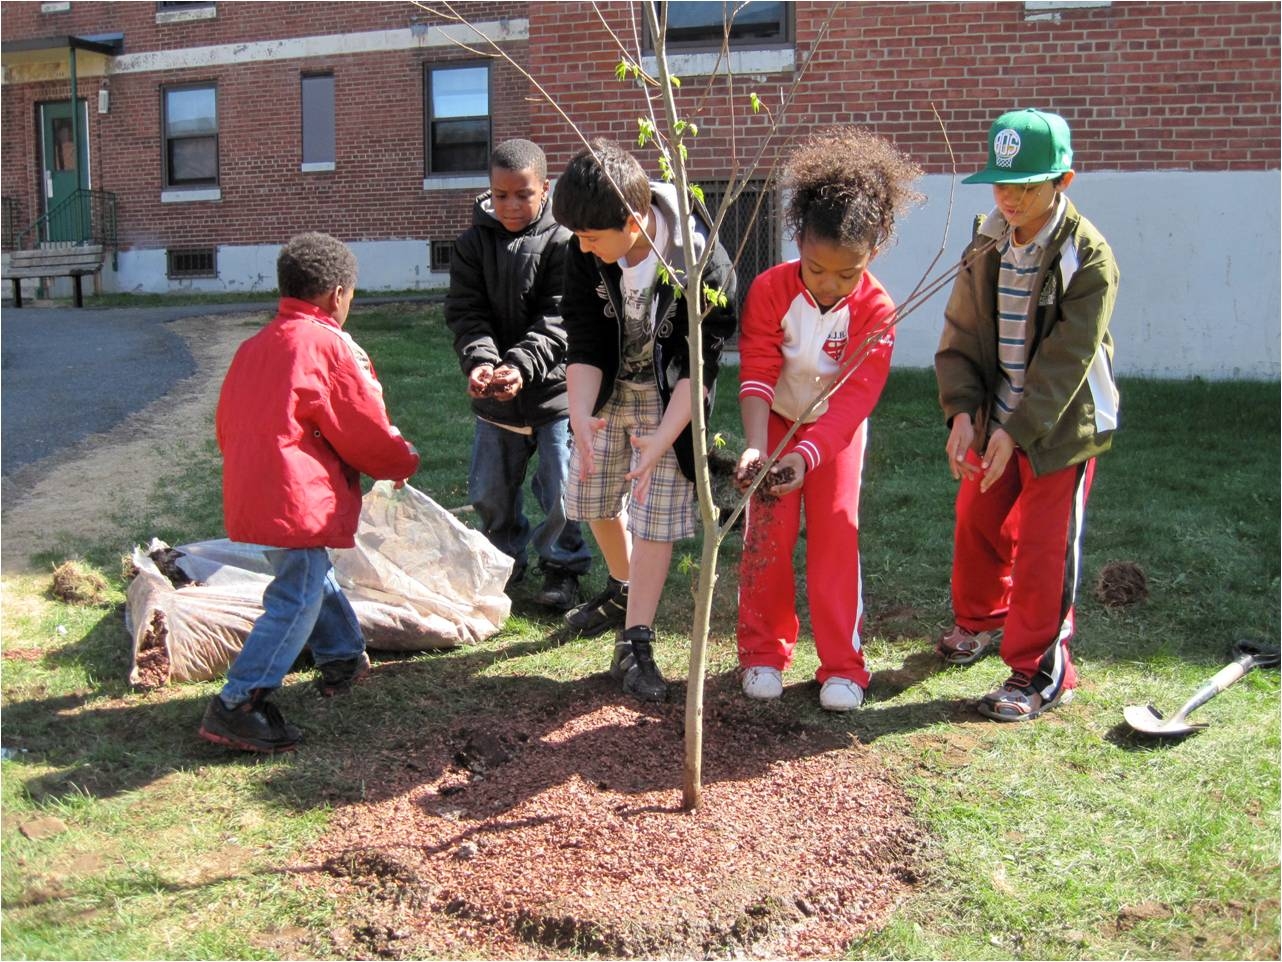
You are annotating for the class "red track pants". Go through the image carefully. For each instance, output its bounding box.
[952,448,1096,694]
[737,416,869,687]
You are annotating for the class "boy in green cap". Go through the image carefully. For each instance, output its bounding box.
[934,108,1120,721]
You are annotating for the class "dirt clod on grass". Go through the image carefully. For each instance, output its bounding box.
[1094,561,1149,608]
[309,675,927,959]
[49,560,109,606]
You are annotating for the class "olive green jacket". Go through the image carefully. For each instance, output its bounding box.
[935,197,1120,476]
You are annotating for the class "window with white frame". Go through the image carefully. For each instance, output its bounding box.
[163,84,218,188]
[425,64,491,175]
[301,73,336,169]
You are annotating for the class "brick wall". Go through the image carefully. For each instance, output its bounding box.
[2,1,1276,264]
[529,1,1280,177]
[1,1,529,253]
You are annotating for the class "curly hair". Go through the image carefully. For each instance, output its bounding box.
[277,231,358,299]
[551,138,651,232]
[783,126,923,251]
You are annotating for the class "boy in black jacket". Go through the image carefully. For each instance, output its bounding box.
[552,138,736,702]
[446,139,591,609]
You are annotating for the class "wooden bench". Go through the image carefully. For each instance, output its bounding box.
[4,245,105,308]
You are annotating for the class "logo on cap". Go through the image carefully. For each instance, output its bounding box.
[993,128,1021,168]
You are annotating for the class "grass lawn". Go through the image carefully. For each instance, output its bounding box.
[2,302,1278,959]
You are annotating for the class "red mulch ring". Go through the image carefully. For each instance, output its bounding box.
[307,674,928,959]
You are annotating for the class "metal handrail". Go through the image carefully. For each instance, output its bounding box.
[16,188,117,257]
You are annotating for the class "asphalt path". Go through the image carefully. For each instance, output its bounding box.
[0,302,273,478]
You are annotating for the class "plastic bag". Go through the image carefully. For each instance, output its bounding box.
[125,482,513,687]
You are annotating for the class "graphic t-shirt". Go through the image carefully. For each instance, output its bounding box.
[617,208,670,383]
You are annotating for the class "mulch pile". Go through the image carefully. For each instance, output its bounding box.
[308,674,928,959]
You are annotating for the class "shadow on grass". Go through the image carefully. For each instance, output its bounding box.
[3,616,961,822]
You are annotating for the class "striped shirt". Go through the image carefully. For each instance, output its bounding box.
[992,195,1065,427]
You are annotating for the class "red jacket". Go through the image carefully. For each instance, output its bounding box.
[216,298,419,548]
[738,262,896,471]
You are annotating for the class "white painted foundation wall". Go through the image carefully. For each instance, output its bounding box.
[837,170,1281,381]
[100,171,1279,380]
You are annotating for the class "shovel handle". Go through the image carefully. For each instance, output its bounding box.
[1171,655,1253,722]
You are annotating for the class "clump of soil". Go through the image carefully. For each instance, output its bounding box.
[309,675,928,959]
[49,560,109,606]
[1094,561,1149,608]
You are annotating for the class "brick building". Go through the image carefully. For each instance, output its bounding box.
[2,1,1278,376]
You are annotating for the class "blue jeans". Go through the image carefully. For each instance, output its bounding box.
[220,547,364,707]
[469,417,591,576]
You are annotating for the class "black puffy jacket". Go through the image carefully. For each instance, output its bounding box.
[445,194,572,428]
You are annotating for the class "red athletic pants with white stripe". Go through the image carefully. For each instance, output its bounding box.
[952,448,1095,695]
[737,415,869,687]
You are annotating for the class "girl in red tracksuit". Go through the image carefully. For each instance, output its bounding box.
[735,127,922,712]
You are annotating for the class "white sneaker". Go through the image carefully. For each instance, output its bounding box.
[819,677,864,711]
[742,666,784,700]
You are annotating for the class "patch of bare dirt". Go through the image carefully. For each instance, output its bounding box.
[1094,561,1149,608]
[307,677,928,959]
[0,312,258,574]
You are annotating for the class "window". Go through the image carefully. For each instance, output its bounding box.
[430,240,452,271]
[164,85,218,188]
[425,64,490,175]
[167,247,217,278]
[1024,0,1111,20]
[655,1,790,50]
[301,74,335,168]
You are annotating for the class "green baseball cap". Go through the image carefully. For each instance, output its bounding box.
[963,108,1073,185]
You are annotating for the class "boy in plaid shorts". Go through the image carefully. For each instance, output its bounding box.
[551,138,736,702]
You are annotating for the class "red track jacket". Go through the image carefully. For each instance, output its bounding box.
[738,262,896,471]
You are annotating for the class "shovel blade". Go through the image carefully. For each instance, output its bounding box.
[1123,703,1207,737]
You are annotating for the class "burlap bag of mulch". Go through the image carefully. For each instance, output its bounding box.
[125,482,513,689]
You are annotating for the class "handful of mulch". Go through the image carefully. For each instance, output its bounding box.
[1094,561,1149,608]
[737,456,795,504]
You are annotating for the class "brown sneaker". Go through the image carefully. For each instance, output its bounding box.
[936,625,1001,666]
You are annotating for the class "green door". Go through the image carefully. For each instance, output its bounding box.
[39,100,90,243]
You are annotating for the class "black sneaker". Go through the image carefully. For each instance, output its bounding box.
[535,568,580,612]
[564,577,628,638]
[609,635,635,681]
[315,650,371,697]
[620,626,668,703]
[198,690,302,753]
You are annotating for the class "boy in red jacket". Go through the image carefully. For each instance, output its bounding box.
[199,232,419,753]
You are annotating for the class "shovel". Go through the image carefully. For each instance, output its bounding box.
[1123,640,1280,737]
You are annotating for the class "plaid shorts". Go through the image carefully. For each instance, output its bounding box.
[566,381,696,542]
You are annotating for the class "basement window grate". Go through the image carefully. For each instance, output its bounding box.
[430,240,452,271]
[167,247,217,278]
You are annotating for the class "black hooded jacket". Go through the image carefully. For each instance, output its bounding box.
[445,192,572,428]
